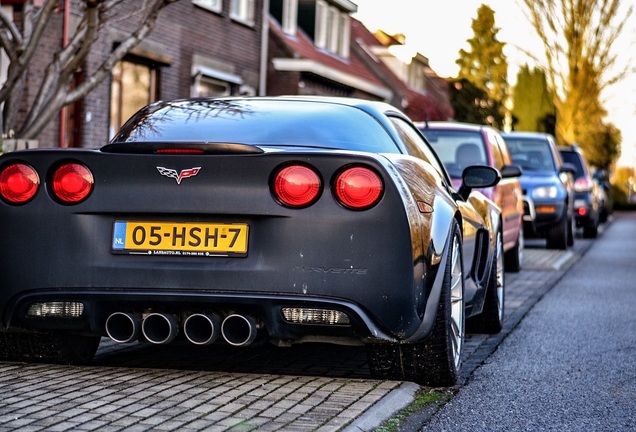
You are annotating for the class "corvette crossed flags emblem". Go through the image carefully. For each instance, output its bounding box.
[157,166,201,184]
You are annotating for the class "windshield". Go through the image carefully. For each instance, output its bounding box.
[505,137,556,173]
[420,129,487,178]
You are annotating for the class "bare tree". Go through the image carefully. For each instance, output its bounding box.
[519,0,633,147]
[0,0,178,139]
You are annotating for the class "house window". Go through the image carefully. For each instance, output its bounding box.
[110,60,159,139]
[192,0,222,13]
[271,0,297,34]
[313,0,349,58]
[230,0,255,25]
[194,75,231,97]
[191,63,244,97]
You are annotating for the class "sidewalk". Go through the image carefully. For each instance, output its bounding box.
[0,232,595,432]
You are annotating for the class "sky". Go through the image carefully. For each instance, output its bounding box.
[352,0,636,169]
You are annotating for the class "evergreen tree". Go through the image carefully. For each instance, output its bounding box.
[454,4,509,129]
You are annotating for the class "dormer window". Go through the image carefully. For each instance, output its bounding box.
[314,0,350,57]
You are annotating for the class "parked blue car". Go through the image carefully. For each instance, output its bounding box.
[501,132,576,250]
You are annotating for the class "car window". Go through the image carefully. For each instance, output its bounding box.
[559,151,585,178]
[419,129,487,178]
[113,99,401,153]
[390,117,446,177]
[504,137,556,173]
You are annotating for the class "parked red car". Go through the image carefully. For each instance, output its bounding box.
[418,121,524,271]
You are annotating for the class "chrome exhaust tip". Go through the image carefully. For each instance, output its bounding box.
[183,313,221,345]
[221,314,258,347]
[105,312,141,344]
[141,313,179,345]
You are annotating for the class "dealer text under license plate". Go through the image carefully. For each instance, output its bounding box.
[112,221,248,257]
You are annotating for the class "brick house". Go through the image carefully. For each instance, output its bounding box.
[266,0,452,121]
[1,0,451,149]
[1,0,267,148]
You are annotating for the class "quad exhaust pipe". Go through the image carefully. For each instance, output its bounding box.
[105,312,141,343]
[221,314,258,347]
[142,313,179,345]
[105,311,258,347]
[183,313,221,345]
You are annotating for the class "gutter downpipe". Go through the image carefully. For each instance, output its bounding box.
[59,0,70,147]
[258,0,269,96]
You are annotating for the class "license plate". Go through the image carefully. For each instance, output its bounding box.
[112,221,248,257]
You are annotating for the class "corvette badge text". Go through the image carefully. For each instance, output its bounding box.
[157,166,201,184]
[293,266,367,275]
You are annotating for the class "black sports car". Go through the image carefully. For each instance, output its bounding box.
[0,97,503,386]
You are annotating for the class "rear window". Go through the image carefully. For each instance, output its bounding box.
[112,99,400,154]
[420,129,487,178]
[504,137,556,173]
[559,151,584,177]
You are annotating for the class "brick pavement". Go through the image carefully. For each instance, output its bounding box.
[0,231,597,432]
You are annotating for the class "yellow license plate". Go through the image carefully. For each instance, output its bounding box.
[112,221,248,256]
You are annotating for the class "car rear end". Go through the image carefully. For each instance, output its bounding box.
[0,146,430,351]
[558,146,599,233]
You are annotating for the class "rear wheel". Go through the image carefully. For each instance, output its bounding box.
[367,220,464,387]
[0,331,99,365]
[504,225,523,273]
[566,215,575,246]
[467,228,505,334]
[546,216,568,250]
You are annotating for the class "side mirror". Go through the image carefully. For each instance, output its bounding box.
[500,164,522,178]
[458,165,501,200]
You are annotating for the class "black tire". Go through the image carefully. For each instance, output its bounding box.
[366,220,464,387]
[546,216,568,250]
[566,215,575,246]
[467,229,505,334]
[0,331,99,365]
[504,225,523,273]
[582,222,598,238]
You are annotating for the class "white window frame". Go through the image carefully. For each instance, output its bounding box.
[282,0,298,35]
[314,0,350,58]
[192,0,222,13]
[315,0,329,50]
[230,0,255,25]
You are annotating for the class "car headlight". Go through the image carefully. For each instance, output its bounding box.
[532,185,558,199]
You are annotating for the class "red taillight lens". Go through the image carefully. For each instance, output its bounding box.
[272,164,322,208]
[333,166,383,210]
[0,163,40,203]
[574,177,592,192]
[52,163,94,203]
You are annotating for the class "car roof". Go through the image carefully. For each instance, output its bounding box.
[415,121,492,132]
[501,131,554,140]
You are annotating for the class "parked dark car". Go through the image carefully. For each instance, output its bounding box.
[558,145,602,238]
[417,121,524,272]
[0,96,504,387]
[593,169,613,223]
[501,131,575,250]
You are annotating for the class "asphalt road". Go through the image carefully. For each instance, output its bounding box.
[420,211,636,431]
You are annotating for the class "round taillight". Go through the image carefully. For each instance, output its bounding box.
[52,163,94,203]
[273,164,321,208]
[334,166,383,210]
[0,163,40,204]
